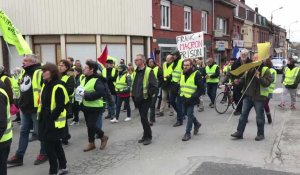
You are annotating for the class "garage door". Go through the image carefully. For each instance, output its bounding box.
[132,45,144,63]
[66,44,96,65]
[41,44,56,64]
[102,44,126,64]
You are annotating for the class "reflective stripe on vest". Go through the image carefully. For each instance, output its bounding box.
[268,68,277,94]
[283,67,300,86]
[205,64,219,83]
[102,68,116,79]
[37,84,69,129]
[115,74,128,92]
[260,67,269,97]
[171,59,183,83]
[80,78,104,107]
[152,66,159,79]
[61,74,75,101]
[180,71,197,98]
[163,62,173,81]
[31,69,42,107]
[131,67,152,99]
[0,88,13,142]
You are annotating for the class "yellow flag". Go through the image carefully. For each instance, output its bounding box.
[0,10,32,55]
[230,61,262,76]
[257,42,271,61]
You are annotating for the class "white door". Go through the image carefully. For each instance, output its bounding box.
[132,45,144,63]
[66,44,97,65]
[41,44,56,64]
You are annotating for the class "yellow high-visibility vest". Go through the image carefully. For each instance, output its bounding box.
[283,67,300,86]
[0,88,12,143]
[205,65,219,83]
[180,71,197,98]
[80,78,104,108]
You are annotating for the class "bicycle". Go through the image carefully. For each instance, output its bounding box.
[214,83,235,114]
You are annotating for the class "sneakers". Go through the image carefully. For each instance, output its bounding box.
[173,122,183,127]
[193,123,202,135]
[34,154,48,165]
[100,136,109,150]
[233,111,241,116]
[70,121,79,126]
[124,117,131,122]
[198,108,204,112]
[182,133,191,141]
[58,168,69,175]
[104,115,111,119]
[83,143,96,152]
[266,114,272,124]
[230,132,243,139]
[7,155,23,166]
[255,135,265,141]
[209,103,214,108]
[156,112,164,117]
[138,137,145,143]
[143,138,152,145]
[110,118,119,123]
[291,104,296,110]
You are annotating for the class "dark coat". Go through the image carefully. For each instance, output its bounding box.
[38,79,66,141]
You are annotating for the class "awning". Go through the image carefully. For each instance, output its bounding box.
[274,48,283,53]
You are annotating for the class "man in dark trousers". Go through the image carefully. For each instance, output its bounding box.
[8,54,47,166]
[132,54,158,145]
[204,57,220,108]
[0,80,12,175]
[180,59,204,141]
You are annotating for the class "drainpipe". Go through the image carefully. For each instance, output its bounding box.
[212,0,215,59]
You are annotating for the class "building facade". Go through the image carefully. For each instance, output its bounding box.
[152,0,213,63]
[0,0,152,71]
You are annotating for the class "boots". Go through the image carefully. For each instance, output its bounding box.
[266,113,272,124]
[83,142,96,152]
[100,136,109,150]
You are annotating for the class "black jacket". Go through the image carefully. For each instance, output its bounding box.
[19,64,42,114]
[132,66,158,103]
[38,79,66,141]
[61,72,75,97]
[105,68,118,95]
[0,82,11,149]
[81,74,106,112]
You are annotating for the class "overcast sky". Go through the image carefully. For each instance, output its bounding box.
[246,0,300,42]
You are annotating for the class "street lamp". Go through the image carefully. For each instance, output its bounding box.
[271,6,283,31]
[289,20,298,40]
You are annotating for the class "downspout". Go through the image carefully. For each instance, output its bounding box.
[212,0,215,59]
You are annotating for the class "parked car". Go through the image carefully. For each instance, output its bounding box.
[271,58,286,73]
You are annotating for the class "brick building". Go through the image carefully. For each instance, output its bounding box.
[152,0,212,64]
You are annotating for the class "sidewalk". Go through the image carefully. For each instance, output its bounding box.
[268,107,300,173]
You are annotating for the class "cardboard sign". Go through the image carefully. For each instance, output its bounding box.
[176,32,204,59]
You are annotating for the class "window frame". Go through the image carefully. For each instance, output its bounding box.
[216,17,228,35]
[160,0,171,29]
[184,6,192,32]
[201,11,208,33]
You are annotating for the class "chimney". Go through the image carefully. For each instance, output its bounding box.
[240,0,245,3]
[255,7,258,13]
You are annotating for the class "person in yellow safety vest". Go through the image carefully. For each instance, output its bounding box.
[231,55,272,141]
[169,50,185,127]
[67,57,75,71]
[0,81,12,175]
[70,66,85,126]
[8,54,48,166]
[263,59,277,124]
[195,58,206,112]
[102,59,118,120]
[111,64,131,123]
[146,58,163,126]
[279,58,300,110]
[157,55,174,117]
[204,57,220,108]
[131,54,158,145]
[180,59,204,141]
[37,63,69,175]
[0,66,13,105]
[79,60,109,152]
[58,59,75,145]
[11,67,22,123]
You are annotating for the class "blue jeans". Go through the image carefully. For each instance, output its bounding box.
[237,96,265,136]
[184,105,200,134]
[16,111,46,157]
[107,95,116,117]
[96,111,103,129]
[207,83,218,104]
[170,92,184,123]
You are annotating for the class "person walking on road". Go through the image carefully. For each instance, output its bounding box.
[204,58,220,108]
[131,54,158,145]
[38,63,69,175]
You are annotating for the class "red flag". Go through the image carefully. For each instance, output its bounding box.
[97,45,108,67]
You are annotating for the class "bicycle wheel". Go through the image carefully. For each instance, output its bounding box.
[214,92,230,114]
